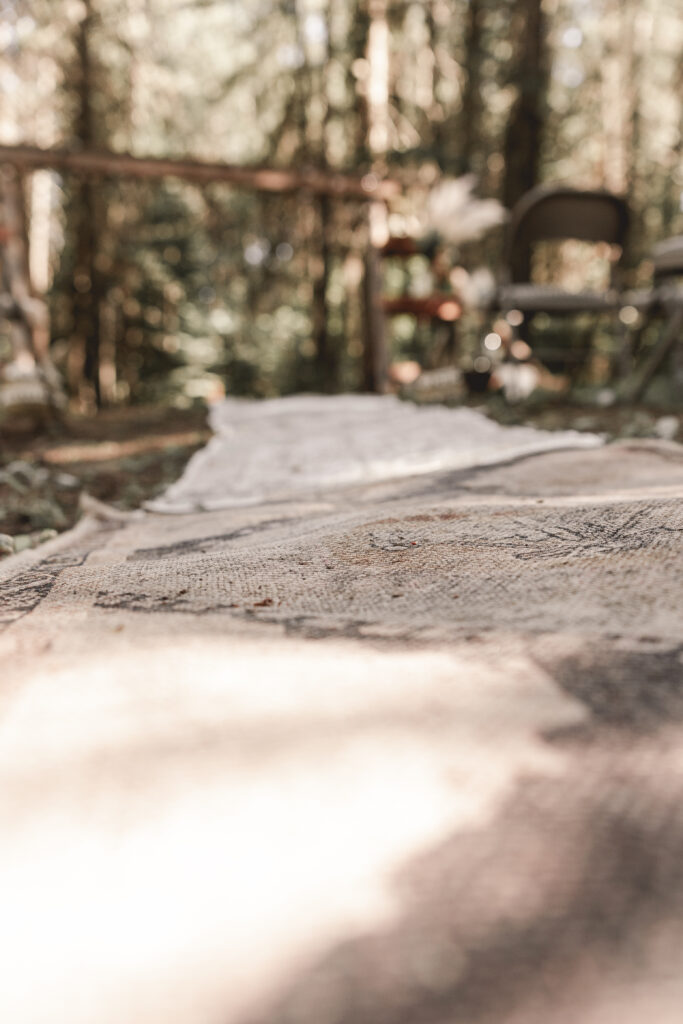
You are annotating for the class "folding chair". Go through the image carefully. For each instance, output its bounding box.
[493,184,630,370]
[621,235,683,400]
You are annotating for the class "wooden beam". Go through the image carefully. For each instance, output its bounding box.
[0,143,400,200]
[361,244,389,393]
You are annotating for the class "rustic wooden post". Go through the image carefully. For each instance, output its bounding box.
[361,239,388,393]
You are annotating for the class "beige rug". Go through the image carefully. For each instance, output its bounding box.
[1,398,682,1024]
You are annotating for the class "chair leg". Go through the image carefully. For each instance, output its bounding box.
[431,318,457,366]
[623,306,683,402]
[617,320,634,381]
[673,318,683,392]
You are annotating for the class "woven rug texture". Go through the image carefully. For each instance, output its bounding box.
[1,396,682,1024]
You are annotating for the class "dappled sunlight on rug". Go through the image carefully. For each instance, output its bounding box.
[1,397,682,1024]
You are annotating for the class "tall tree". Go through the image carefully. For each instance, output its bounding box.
[69,0,104,405]
[502,0,549,211]
[457,0,485,175]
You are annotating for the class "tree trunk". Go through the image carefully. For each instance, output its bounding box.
[293,0,338,391]
[366,0,390,163]
[71,0,103,406]
[0,169,39,367]
[348,0,372,167]
[361,226,388,393]
[502,0,549,212]
[0,167,64,412]
[312,193,335,390]
[457,0,484,175]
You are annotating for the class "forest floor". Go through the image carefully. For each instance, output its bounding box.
[1,396,681,560]
[0,403,210,558]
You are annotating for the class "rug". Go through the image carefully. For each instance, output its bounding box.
[1,397,682,1024]
[146,394,602,511]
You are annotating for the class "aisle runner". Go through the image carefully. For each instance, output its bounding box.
[147,395,602,511]
[1,397,683,1024]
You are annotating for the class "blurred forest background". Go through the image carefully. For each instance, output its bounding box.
[0,0,682,411]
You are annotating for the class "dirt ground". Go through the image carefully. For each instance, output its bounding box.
[0,403,210,557]
[469,394,683,440]
[1,396,681,560]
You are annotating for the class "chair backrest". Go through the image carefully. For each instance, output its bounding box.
[506,184,630,284]
[652,235,683,280]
